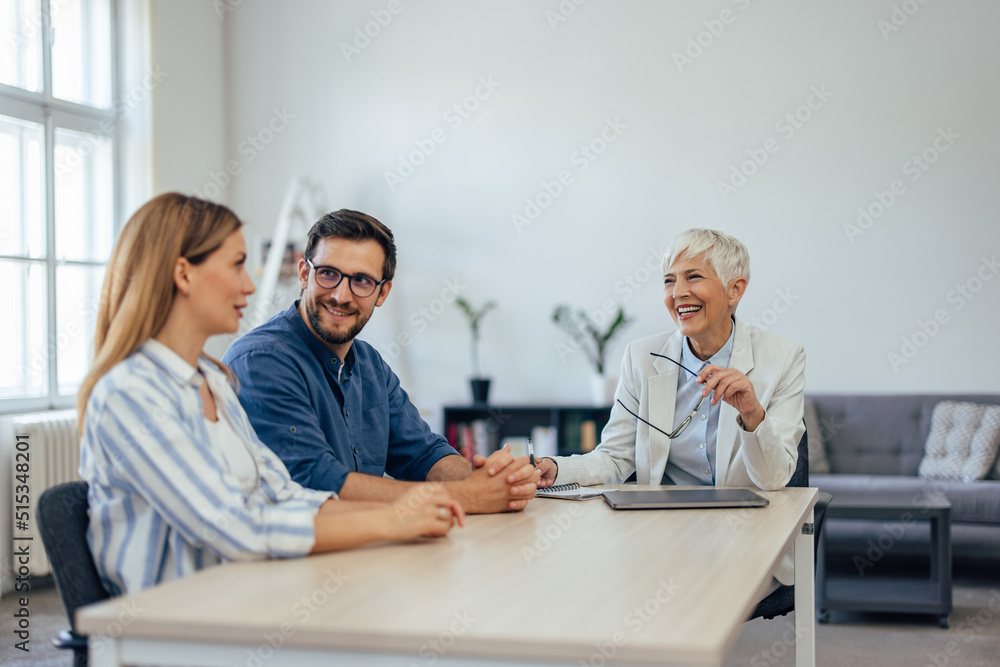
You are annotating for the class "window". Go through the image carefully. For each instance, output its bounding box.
[0,0,119,411]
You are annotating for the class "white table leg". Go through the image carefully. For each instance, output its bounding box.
[89,634,121,667]
[794,507,816,667]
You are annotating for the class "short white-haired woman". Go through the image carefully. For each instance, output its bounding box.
[78,193,464,596]
[536,228,805,592]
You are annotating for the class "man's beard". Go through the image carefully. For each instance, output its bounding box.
[306,298,371,348]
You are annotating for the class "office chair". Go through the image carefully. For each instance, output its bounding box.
[747,427,833,621]
[37,481,111,667]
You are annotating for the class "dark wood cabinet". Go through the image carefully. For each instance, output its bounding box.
[442,405,613,457]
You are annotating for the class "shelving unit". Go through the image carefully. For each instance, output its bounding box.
[442,405,613,457]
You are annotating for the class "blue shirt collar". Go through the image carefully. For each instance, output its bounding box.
[680,317,736,377]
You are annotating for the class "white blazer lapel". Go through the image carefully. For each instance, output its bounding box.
[715,318,754,486]
[645,333,683,484]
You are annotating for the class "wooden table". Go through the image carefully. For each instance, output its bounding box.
[78,486,818,667]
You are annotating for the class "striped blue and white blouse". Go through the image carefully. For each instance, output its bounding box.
[80,339,333,596]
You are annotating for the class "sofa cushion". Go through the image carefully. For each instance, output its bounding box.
[808,394,1000,476]
[808,395,927,475]
[918,401,1000,482]
[804,399,830,474]
[812,473,1000,525]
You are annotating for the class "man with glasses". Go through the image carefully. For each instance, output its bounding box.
[223,210,538,514]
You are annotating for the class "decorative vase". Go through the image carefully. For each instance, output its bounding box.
[470,378,491,405]
[589,374,618,406]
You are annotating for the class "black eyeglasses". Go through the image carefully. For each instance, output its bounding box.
[617,394,705,439]
[306,259,386,298]
[615,353,706,439]
[649,352,700,377]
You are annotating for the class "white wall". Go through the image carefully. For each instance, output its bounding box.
[163,0,999,409]
[150,0,227,199]
[148,0,235,356]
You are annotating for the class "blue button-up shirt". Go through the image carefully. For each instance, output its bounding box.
[223,303,458,494]
[661,323,735,486]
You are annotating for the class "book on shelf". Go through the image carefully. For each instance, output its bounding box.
[458,424,474,460]
[500,436,530,458]
[561,410,582,452]
[531,425,558,459]
[448,420,498,460]
[580,420,597,452]
[472,420,496,458]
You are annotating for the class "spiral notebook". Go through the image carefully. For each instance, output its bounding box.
[536,482,605,500]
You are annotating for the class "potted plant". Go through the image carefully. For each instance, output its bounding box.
[456,297,497,404]
[552,304,632,405]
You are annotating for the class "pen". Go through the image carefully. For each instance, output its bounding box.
[527,437,535,466]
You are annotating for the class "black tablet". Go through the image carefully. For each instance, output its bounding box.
[602,488,769,510]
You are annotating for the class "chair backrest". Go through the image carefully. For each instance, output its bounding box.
[786,424,809,488]
[747,426,826,621]
[37,481,110,631]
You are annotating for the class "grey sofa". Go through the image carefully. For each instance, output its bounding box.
[808,394,1000,566]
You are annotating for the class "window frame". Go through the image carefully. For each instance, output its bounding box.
[0,0,122,413]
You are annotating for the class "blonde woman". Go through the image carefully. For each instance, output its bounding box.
[78,193,463,596]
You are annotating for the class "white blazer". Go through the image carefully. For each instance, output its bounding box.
[554,318,806,584]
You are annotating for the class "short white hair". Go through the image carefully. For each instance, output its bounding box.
[661,228,751,288]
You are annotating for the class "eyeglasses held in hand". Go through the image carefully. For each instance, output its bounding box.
[615,353,706,439]
[307,259,387,298]
[617,394,705,440]
[649,352,701,378]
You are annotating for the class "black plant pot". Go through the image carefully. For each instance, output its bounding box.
[470,378,491,405]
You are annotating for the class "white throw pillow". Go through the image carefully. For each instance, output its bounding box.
[918,401,1000,482]
[993,438,1000,480]
[803,399,830,474]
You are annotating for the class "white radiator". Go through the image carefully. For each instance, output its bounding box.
[1,409,81,592]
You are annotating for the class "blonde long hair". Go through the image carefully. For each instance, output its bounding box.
[77,193,243,431]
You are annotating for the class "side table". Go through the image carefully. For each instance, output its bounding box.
[817,493,952,628]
